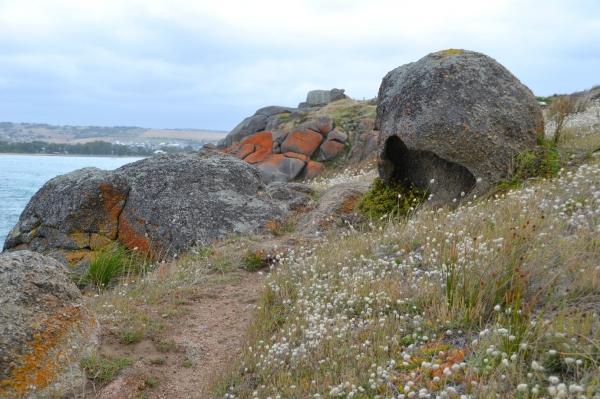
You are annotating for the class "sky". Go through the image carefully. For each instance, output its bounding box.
[0,0,599,131]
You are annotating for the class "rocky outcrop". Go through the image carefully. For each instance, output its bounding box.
[0,250,99,398]
[217,106,295,149]
[218,95,378,183]
[347,118,378,164]
[298,88,348,108]
[3,152,285,265]
[376,49,544,203]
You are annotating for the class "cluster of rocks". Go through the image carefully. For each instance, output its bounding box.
[219,115,350,183]
[216,90,378,183]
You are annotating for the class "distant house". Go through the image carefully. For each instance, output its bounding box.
[154,150,166,155]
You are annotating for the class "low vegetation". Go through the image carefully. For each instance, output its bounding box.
[357,177,429,220]
[81,354,133,384]
[81,97,600,398]
[213,159,600,398]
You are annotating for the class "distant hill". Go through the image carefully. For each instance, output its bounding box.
[0,122,227,146]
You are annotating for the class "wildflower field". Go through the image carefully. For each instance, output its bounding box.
[212,104,600,398]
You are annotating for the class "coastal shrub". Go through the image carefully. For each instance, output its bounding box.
[241,251,265,271]
[356,177,429,220]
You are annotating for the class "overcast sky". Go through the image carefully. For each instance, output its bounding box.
[0,0,599,131]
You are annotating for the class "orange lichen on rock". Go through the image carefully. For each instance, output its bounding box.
[0,305,86,397]
[118,217,151,253]
[280,128,324,157]
[283,151,309,163]
[301,161,324,181]
[244,147,273,164]
[235,144,256,160]
[241,131,273,149]
[99,183,127,236]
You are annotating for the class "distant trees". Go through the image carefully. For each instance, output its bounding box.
[0,140,158,156]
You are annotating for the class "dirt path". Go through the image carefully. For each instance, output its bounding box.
[91,270,267,398]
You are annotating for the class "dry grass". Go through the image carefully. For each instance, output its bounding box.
[87,235,263,344]
[211,161,600,397]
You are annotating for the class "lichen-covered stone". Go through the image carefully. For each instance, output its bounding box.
[116,152,285,256]
[376,49,544,203]
[0,250,99,398]
[2,168,129,265]
[256,154,306,184]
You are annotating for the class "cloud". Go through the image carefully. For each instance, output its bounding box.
[0,0,599,130]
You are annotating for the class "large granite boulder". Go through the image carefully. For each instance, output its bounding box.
[0,250,99,398]
[3,152,286,265]
[114,153,285,256]
[376,49,544,203]
[3,168,130,266]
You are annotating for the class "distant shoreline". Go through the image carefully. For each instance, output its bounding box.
[0,153,146,158]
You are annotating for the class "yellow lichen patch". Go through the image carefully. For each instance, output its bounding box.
[435,48,463,57]
[64,250,91,267]
[0,305,87,398]
[71,232,90,248]
[89,234,113,250]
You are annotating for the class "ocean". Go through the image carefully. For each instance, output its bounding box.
[0,155,142,245]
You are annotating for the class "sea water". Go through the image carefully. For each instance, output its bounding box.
[0,155,142,244]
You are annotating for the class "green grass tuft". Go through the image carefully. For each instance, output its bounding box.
[81,354,133,383]
[79,244,138,289]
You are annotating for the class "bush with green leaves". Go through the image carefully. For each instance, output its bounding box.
[356,177,429,220]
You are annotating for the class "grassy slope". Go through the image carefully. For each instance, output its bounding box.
[87,97,600,399]
[210,105,600,398]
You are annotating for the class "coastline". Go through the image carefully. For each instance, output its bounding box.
[0,153,146,158]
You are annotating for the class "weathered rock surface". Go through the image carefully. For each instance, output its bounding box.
[299,88,348,108]
[115,152,285,256]
[266,182,315,213]
[297,182,370,235]
[0,250,99,398]
[256,154,307,184]
[217,106,294,148]
[3,168,129,266]
[3,152,285,264]
[318,139,345,162]
[376,49,544,203]
[280,127,324,158]
[301,161,325,181]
